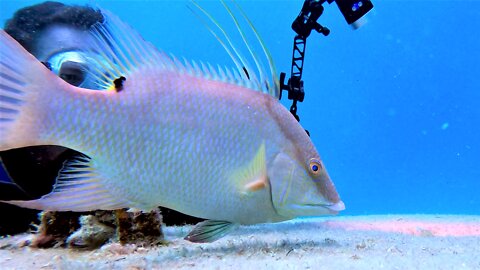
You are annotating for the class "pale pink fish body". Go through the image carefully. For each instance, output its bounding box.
[0,5,344,242]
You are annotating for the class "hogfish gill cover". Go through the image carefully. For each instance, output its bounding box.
[0,1,344,242]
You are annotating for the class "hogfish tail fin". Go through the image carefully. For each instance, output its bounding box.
[0,30,69,151]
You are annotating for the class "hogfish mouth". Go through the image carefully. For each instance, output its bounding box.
[301,200,345,215]
[323,200,346,214]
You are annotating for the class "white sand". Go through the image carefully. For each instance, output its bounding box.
[1,215,479,269]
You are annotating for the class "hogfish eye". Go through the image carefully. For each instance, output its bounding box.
[308,158,322,175]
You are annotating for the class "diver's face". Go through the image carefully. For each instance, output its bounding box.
[33,24,98,88]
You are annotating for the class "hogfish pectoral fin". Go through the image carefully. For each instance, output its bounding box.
[231,142,268,197]
[0,153,129,211]
[185,220,238,243]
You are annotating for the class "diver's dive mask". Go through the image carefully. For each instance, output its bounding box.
[44,51,108,89]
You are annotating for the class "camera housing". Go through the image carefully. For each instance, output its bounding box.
[334,0,374,25]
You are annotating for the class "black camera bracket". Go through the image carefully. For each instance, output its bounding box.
[279,0,373,135]
[279,0,331,135]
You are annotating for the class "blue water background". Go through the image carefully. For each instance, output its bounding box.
[1,0,479,215]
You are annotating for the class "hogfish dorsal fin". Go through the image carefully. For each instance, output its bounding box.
[82,5,279,97]
[81,9,169,91]
[190,0,280,98]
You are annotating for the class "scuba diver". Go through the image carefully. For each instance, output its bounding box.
[0,2,104,237]
[0,1,202,244]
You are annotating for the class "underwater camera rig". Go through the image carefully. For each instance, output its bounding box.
[279,0,374,135]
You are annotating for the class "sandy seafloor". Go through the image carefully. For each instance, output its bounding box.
[1,215,479,270]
